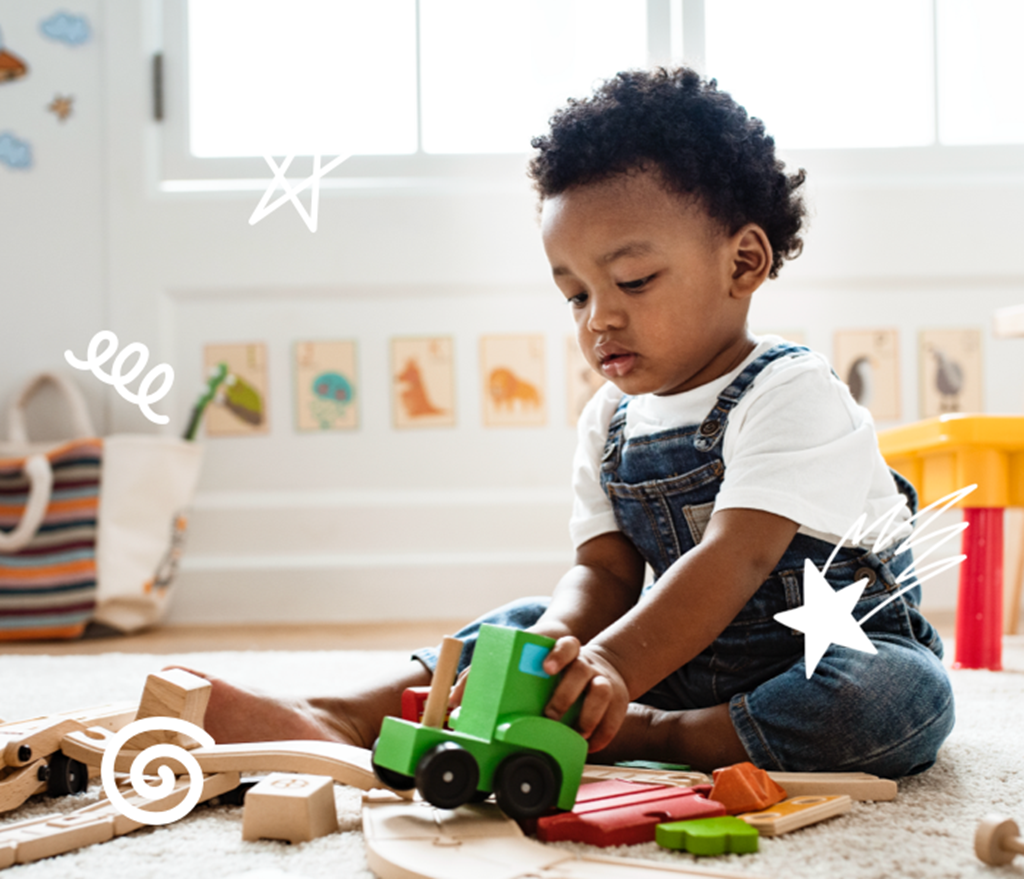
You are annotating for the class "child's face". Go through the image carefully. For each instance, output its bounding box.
[541,168,765,397]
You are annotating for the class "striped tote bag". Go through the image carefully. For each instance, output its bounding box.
[0,439,102,639]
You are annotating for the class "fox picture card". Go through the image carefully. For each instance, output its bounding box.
[203,342,269,436]
[919,328,983,418]
[392,337,456,429]
[566,336,605,426]
[294,340,358,432]
[833,329,900,421]
[481,334,546,428]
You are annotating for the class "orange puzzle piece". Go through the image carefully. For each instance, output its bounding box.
[710,762,787,815]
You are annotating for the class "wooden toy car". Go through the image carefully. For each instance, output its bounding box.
[371,624,587,820]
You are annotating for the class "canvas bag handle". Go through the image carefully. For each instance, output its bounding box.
[0,454,53,553]
[0,373,94,553]
[7,372,96,443]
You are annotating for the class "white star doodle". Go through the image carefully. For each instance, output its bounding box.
[249,154,350,233]
[775,484,978,680]
[775,559,876,678]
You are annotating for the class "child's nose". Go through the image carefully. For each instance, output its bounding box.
[586,293,626,332]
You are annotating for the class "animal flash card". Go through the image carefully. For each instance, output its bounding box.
[833,329,900,421]
[294,340,358,432]
[919,328,983,417]
[481,335,546,428]
[391,337,456,429]
[203,342,269,436]
[566,336,605,426]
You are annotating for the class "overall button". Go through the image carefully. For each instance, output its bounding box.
[699,420,720,436]
[854,567,878,588]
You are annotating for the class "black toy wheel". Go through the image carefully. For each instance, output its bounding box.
[494,752,559,820]
[371,737,415,791]
[415,742,480,809]
[46,752,88,796]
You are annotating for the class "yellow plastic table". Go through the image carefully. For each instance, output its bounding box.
[878,414,1024,670]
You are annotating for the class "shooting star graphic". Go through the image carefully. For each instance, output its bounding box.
[776,484,976,678]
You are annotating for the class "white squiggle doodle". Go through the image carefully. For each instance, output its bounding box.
[65,330,174,425]
[100,717,215,826]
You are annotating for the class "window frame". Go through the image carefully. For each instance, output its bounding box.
[154,0,1024,194]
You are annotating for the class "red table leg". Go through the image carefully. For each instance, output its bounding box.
[953,507,1004,670]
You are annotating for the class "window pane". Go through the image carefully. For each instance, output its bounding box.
[188,0,418,157]
[937,0,1024,145]
[419,0,648,154]
[704,0,934,150]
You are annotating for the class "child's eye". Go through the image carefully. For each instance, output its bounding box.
[566,292,588,308]
[619,274,655,291]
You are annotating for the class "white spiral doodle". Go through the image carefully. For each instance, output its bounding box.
[100,717,215,826]
[64,330,174,425]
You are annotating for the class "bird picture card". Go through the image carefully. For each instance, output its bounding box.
[481,334,546,428]
[566,336,605,426]
[919,328,983,417]
[203,342,269,436]
[833,329,900,421]
[294,340,358,432]
[391,337,456,429]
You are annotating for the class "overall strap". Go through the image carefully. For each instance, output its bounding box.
[599,394,631,474]
[694,343,811,452]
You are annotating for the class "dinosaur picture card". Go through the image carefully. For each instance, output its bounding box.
[566,336,605,426]
[294,340,358,432]
[919,328,983,417]
[481,334,546,428]
[833,329,900,421]
[391,336,456,429]
[203,342,270,436]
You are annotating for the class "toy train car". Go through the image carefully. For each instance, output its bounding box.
[371,624,587,820]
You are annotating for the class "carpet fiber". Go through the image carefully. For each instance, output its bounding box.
[1,642,1023,879]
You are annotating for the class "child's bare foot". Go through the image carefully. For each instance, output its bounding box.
[166,661,432,750]
[591,702,749,772]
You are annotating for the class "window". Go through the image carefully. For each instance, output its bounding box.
[157,0,1024,190]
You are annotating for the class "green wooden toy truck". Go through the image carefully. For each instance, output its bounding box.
[371,624,587,820]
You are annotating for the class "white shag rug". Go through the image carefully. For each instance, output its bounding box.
[1,643,1023,879]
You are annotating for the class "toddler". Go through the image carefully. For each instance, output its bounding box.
[194,68,953,777]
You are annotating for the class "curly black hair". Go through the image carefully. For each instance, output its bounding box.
[528,67,806,278]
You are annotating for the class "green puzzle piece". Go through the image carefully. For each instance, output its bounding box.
[613,759,691,771]
[656,816,759,855]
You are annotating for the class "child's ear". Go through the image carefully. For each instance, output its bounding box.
[730,224,772,298]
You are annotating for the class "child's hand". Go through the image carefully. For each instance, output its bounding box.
[448,666,471,708]
[541,636,629,753]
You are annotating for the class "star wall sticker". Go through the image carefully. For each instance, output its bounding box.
[776,484,977,678]
[249,153,350,233]
[47,94,74,121]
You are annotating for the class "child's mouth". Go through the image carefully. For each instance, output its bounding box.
[600,352,637,377]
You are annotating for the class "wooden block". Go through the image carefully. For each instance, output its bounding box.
[709,762,787,814]
[242,773,339,843]
[581,764,711,789]
[130,669,212,750]
[536,779,725,847]
[656,815,759,855]
[401,687,452,728]
[766,771,897,801]
[738,794,852,836]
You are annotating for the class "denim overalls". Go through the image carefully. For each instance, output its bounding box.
[416,343,955,777]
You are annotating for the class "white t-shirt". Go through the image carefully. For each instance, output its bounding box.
[570,336,911,552]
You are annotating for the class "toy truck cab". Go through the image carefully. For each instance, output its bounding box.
[371,625,587,820]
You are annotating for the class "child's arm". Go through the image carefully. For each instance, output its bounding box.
[528,531,647,644]
[542,507,799,752]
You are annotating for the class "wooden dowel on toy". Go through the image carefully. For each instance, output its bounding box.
[421,636,463,729]
[976,814,1024,865]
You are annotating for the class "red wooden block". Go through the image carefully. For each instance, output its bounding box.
[709,762,787,815]
[400,687,452,728]
[536,779,725,847]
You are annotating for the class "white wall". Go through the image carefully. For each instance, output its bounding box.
[3,0,1024,627]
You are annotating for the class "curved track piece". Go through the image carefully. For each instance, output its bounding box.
[62,728,413,798]
[362,791,762,879]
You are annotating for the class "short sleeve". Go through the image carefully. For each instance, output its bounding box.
[714,355,903,543]
[569,383,623,549]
